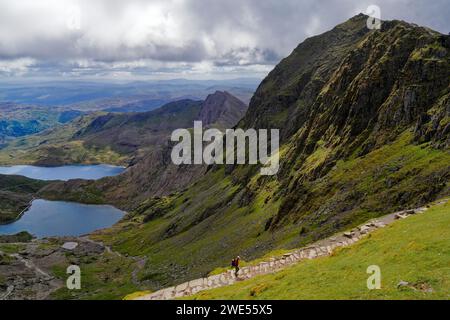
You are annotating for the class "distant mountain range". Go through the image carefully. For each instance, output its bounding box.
[0,90,247,167]
[0,78,257,141]
[0,78,258,107]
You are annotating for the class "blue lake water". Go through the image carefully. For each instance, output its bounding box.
[0,164,125,181]
[0,199,125,238]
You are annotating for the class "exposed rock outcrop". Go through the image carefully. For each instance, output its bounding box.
[198,91,248,128]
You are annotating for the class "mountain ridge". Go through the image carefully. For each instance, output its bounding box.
[38,91,249,208]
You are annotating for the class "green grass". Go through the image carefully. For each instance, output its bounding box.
[94,168,282,288]
[93,130,448,294]
[276,130,450,248]
[0,243,25,254]
[0,252,16,265]
[123,290,152,300]
[50,252,140,300]
[188,200,450,300]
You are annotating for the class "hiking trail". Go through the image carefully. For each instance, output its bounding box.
[134,199,448,300]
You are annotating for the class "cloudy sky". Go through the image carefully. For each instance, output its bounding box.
[0,0,448,81]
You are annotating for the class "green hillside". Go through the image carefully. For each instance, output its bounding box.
[188,200,450,300]
[91,129,449,291]
[0,175,48,223]
[0,113,127,167]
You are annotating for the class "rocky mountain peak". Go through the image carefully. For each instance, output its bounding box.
[198,91,248,127]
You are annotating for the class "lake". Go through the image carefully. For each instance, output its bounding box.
[0,199,125,238]
[0,164,125,181]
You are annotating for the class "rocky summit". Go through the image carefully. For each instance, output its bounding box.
[198,91,248,128]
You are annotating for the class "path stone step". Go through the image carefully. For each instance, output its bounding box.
[134,199,449,300]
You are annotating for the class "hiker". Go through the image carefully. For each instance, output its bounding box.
[231,256,240,277]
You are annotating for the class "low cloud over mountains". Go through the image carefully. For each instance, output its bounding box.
[0,0,449,79]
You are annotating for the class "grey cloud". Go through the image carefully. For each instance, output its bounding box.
[0,0,449,79]
[214,48,281,67]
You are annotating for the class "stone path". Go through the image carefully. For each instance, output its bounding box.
[0,247,56,300]
[135,199,448,300]
[81,236,123,257]
[82,236,147,286]
[9,253,53,280]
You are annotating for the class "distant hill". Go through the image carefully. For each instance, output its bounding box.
[188,200,450,300]
[0,79,258,107]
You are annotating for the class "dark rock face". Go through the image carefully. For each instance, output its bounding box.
[242,15,449,150]
[240,15,450,229]
[240,14,372,139]
[198,91,248,128]
[74,99,203,155]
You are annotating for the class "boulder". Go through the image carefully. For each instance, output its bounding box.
[61,242,78,250]
[343,232,354,238]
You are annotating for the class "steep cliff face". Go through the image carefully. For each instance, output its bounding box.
[258,16,450,229]
[242,14,449,149]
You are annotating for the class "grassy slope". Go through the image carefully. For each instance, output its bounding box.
[50,251,140,300]
[274,131,450,249]
[0,175,48,223]
[93,130,449,292]
[189,200,450,300]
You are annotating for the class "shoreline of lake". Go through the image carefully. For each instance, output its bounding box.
[0,164,126,181]
[0,163,127,233]
[0,199,126,238]
[0,197,35,226]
